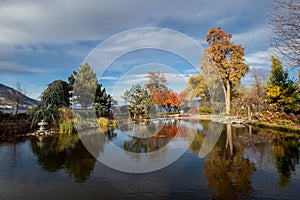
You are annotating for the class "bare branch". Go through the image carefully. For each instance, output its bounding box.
[269,0,300,68]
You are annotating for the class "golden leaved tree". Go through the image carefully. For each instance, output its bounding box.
[205,27,249,115]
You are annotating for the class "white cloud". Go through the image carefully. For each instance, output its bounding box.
[84,28,203,75]
[232,26,269,49]
[0,0,271,45]
[245,48,274,65]
[99,76,119,80]
[183,68,200,74]
[0,61,42,74]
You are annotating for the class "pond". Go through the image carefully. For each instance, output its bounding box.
[0,120,300,200]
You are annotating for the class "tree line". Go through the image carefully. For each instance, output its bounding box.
[123,25,299,121]
[30,63,114,129]
[184,26,299,119]
[122,71,186,120]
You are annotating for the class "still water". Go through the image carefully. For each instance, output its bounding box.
[0,120,300,200]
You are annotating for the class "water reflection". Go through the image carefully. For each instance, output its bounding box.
[29,130,101,182]
[243,127,300,187]
[200,124,256,200]
[273,136,299,187]
[123,122,179,153]
[26,121,300,187]
[1,120,299,199]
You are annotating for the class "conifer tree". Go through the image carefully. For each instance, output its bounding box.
[266,56,298,113]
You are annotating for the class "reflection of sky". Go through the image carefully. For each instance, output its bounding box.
[243,144,276,172]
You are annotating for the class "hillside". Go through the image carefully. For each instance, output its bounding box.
[0,83,39,110]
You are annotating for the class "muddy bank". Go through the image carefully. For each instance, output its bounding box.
[0,122,31,137]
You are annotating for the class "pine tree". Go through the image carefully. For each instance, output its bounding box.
[266,56,299,113]
[122,84,153,120]
[69,63,115,116]
[69,63,98,109]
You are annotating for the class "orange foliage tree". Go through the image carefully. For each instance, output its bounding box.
[164,91,180,112]
[205,27,249,115]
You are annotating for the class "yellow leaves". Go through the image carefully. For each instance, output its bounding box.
[205,27,249,87]
[184,73,207,99]
[266,85,281,98]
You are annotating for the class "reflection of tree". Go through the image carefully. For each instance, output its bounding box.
[64,141,96,182]
[30,136,72,172]
[30,131,102,182]
[188,121,223,157]
[273,137,299,187]
[203,124,256,200]
[123,122,178,154]
[189,130,204,154]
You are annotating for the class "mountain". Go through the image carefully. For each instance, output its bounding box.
[0,83,39,110]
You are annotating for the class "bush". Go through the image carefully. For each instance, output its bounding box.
[277,119,293,125]
[199,106,212,114]
[98,117,117,129]
[98,117,109,128]
[211,102,225,114]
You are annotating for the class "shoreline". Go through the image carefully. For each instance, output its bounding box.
[1,114,300,138]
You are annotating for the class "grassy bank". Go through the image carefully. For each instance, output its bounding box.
[251,121,300,134]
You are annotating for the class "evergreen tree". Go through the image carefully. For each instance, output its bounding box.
[94,83,114,118]
[69,63,114,116]
[30,80,70,127]
[122,84,153,120]
[69,63,98,109]
[266,56,299,113]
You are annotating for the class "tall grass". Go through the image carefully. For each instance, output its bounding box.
[59,119,73,135]
[58,107,75,134]
[98,117,117,132]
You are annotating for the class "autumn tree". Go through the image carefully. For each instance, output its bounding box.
[266,56,298,113]
[150,90,169,108]
[200,53,224,102]
[164,91,181,112]
[178,92,187,108]
[251,67,267,111]
[269,0,300,67]
[145,71,168,93]
[145,71,169,107]
[205,27,249,115]
[122,84,153,120]
[232,68,267,118]
[184,73,209,101]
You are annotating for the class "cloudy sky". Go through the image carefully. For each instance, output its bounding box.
[0,0,276,101]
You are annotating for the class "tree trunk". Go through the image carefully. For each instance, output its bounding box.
[226,123,233,156]
[247,105,251,121]
[15,103,19,115]
[225,80,231,115]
